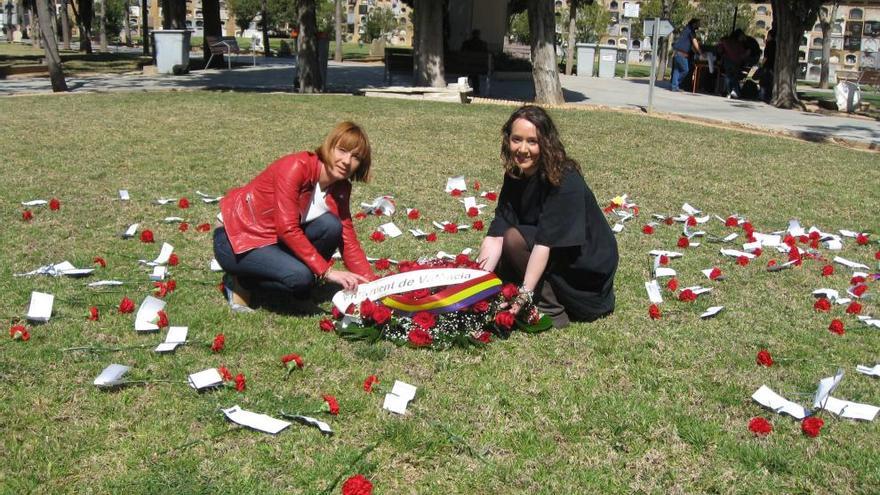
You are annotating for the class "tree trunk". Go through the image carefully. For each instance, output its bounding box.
[35,0,67,91]
[564,0,576,76]
[260,0,269,57]
[818,2,838,90]
[97,0,106,51]
[770,0,822,109]
[202,0,222,66]
[123,0,131,46]
[412,0,444,87]
[140,0,148,54]
[162,0,185,29]
[297,0,322,92]
[528,0,563,104]
[30,6,41,47]
[60,0,71,49]
[334,0,342,62]
[76,0,93,53]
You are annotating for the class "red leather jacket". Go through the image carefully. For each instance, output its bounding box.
[220,151,376,281]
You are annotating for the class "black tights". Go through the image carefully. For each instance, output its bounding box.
[497,227,570,328]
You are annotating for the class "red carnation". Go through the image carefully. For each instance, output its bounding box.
[49,198,61,211]
[663,217,674,226]
[846,301,862,315]
[767,259,777,267]
[178,197,189,209]
[756,349,773,367]
[725,216,738,227]
[375,258,391,271]
[467,207,479,217]
[341,474,373,495]
[156,310,168,328]
[22,209,33,221]
[484,192,498,201]
[813,298,831,312]
[798,235,809,244]
[828,319,845,335]
[408,327,433,347]
[140,230,154,243]
[473,180,482,190]
[88,306,99,321]
[494,311,515,329]
[411,288,431,300]
[153,282,168,298]
[196,223,211,232]
[360,299,376,320]
[407,209,420,220]
[666,278,679,292]
[118,296,135,313]
[736,256,749,266]
[472,300,489,313]
[851,285,867,298]
[332,306,342,320]
[476,331,492,343]
[801,417,824,437]
[166,280,176,292]
[443,223,459,234]
[642,225,654,235]
[370,231,385,242]
[788,248,802,266]
[709,267,722,280]
[659,255,669,266]
[354,212,367,220]
[211,333,225,352]
[648,304,661,320]
[319,317,336,332]
[748,417,773,436]
[783,235,796,248]
[178,222,189,232]
[501,283,519,300]
[742,222,754,234]
[322,394,340,415]
[363,375,379,393]
[677,236,689,248]
[372,305,393,325]
[821,265,834,277]
[450,188,462,197]
[856,233,869,245]
[93,256,106,267]
[168,253,179,266]
[851,275,866,285]
[412,311,436,329]
[9,325,30,341]
[752,248,763,257]
[472,220,484,231]
[234,373,246,392]
[426,233,437,242]
[679,289,697,302]
[218,366,233,381]
[281,353,304,368]
[875,250,880,260]
[455,253,471,266]
[686,215,697,227]
[746,233,757,243]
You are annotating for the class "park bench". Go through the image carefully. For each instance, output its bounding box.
[384,47,494,94]
[205,36,244,70]
[856,68,880,93]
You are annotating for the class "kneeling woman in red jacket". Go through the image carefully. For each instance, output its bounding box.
[214,121,378,312]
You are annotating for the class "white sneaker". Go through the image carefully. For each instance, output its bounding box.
[729,91,738,99]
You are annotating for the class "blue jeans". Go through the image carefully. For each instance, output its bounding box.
[213,212,342,295]
[670,52,689,91]
[723,59,742,96]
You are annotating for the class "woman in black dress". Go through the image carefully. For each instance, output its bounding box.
[477,106,618,327]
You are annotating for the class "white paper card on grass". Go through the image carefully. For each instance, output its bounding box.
[383,380,417,415]
[123,223,139,238]
[722,233,738,242]
[290,415,333,435]
[812,369,845,408]
[409,228,428,238]
[813,288,839,301]
[856,364,880,377]
[163,217,184,223]
[720,248,755,259]
[681,203,701,215]
[94,364,130,388]
[611,223,624,233]
[188,368,224,390]
[445,176,467,193]
[222,405,290,435]
[155,326,188,353]
[149,265,167,281]
[26,291,54,322]
[751,385,809,419]
[155,198,176,205]
[135,295,166,332]
[819,396,879,421]
[834,256,869,270]
[700,306,724,319]
[88,280,124,287]
[649,250,683,259]
[119,190,130,201]
[21,199,47,206]
[378,222,403,238]
[645,280,663,304]
[209,259,222,272]
[654,267,676,278]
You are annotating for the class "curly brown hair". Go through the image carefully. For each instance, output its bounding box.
[500,106,580,186]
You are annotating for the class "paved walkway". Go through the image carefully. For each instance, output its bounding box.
[2,57,878,149]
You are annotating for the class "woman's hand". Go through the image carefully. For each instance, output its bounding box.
[325,269,369,292]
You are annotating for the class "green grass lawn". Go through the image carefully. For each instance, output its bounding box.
[2,93,879,494]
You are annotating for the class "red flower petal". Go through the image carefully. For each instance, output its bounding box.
[425,233,437,242]
[642,225,654,235]
[407,209,420,220]
[93,256,107,268]
[845,301,862,315]
[648,304,661,320]
[178,222,189,232]
[472,220,484,231]
[821,265,834,277]
[801,417,824,437]
[813,298,831,312]
[211,333,225,352]
[49,198,61,211]
[22,210,33,221]
[370,231,385,242]
[363,375,379,393]
[748,417,773,436]
[828,319,845,335]
[467,207,479,217]
[322,394,340,415]
[140,230,155,243]
[196,223,211,232]
[178,198,190,209]
[319,317,336,332]
[756,350,773,367]
[677,236,689,248]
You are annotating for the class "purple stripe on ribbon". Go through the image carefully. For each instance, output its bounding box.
[390,286,501,317]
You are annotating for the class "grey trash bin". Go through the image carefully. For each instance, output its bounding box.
[153,30,191,75]
[598,45,617,78]
[576,43,596,77]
